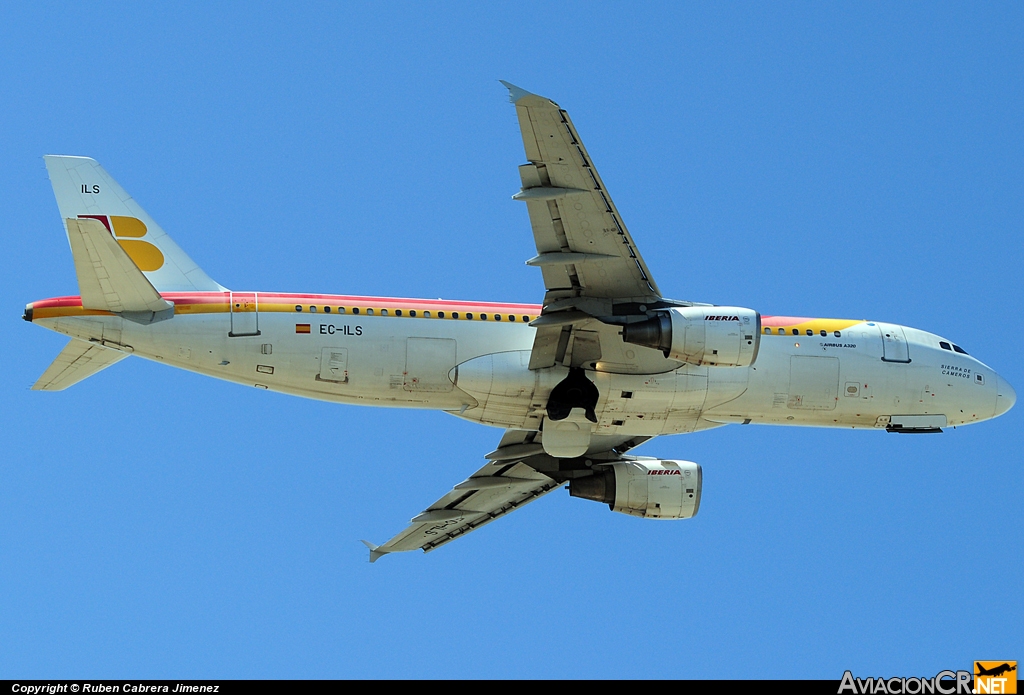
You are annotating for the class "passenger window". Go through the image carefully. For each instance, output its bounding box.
[953,344,968,355]
[295,305,302,312]
[792,329,799,336]
[452,312,459,319]
[834,331,841,338]
[367,308,374,315]
[466,313,473,319]
[939,341,951,351]
[493,314,500,321]
[481,314,487,320]
[409,310,417,317]
[778,328,785,335]
[764,327,771,335]
[523,316,530,322]
[339,307,346,314]
[820,330,826,337]
[310,306,317,313]
[438,311,445,318]
[324,306,331,313]
[395,310,402,316]
[508,315,515,322]
[352,308,360,315]
[423,311,430,318]
[806,329,813,336]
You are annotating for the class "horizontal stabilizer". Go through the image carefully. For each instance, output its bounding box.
[67,218,174,323]
[32,339,128,391]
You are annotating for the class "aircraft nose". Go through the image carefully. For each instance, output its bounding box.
[994,374,1016,418]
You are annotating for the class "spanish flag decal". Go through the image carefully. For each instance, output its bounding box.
[295,324,311,334]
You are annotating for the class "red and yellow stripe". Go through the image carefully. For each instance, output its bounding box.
[26,295,870,335]
[27,292,544,322]
[760,316,865,336]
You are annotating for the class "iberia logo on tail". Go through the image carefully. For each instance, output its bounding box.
[78,215,164,271]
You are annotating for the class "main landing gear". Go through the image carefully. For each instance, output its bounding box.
[546,368,599,423]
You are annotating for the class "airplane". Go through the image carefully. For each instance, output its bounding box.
[976,663,1016,678]
[24,82,1015,561]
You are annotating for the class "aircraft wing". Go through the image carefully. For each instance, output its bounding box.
[364,87,672,560]
[362,428,652,560]
[363,430,563,561]
[502,82,674,369]
[503,81,662,306]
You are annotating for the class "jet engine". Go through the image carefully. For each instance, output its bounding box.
[622,306,760,367]
[569,459,702,519]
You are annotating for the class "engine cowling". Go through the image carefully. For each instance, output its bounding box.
[569,459,702,519]
[622,306,760,367]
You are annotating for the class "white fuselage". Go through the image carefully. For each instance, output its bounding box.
[32,293,1011,438]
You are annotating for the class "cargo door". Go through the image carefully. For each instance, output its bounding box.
[878,322,911,363]
[404,338,457,392]
[318,348,349,383]
[229,292,260,337]
[788,356,839,410]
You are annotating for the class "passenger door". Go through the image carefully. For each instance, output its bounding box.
[229,292,260,337]
[877,322,911,363]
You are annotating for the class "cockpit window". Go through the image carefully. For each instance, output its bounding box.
[939,341,951,351]
[952,344,969,355]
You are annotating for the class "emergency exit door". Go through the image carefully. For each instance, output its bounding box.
[229,292,260,337]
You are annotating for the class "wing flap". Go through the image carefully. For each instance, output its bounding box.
[32,339,128,391]
[66,218,174,319]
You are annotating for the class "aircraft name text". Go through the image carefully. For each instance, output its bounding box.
[941,364,972,378]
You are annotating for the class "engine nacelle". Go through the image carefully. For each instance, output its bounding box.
[569,459,702,519]
[622,306,760,367]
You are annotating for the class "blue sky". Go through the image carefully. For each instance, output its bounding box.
[1,2,1021,679]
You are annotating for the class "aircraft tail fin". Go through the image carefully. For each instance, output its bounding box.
[44,156,225,293]
[32,338,129,391]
